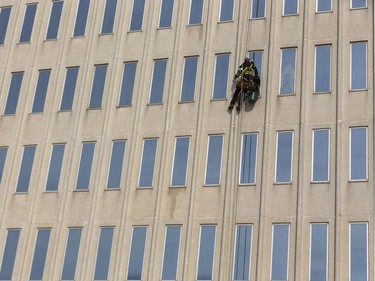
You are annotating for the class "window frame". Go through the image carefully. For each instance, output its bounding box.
[160,225,182,281]
[100,0,117,34]
[0,229,21,280]
[19,3,37,43]
[4,71,24,115]
[270,223,290,281]
[89,64,108,109]
[45,0,64,40]
[0,147,8,185]
[204,134,224,186]
[350,0,367,9]
[314,44,332,93]
[196,225,217,281]
[274,131,294,184]
[60,66,79,111]
[138,138,158,188]
[0,6,12,45]
[239,132,258,185]
[180,56,199,103]
[219,0,235,22]
[349,127,368,181]
[251,0,266,19]
[129,0,146,31]
[15,145,37,193]
[45,143,66,192]
[158,0,175,28]
[283,0,299,16]
[188,0,204,25]
[93,227,115,281]
[212,53,230,100]
[349,222,368,281]
[309,223,328,281]
[61,227,83,281]
[31,69,52,113]
[311,129,330,183]
[170,136,191,187]
[127,226,148,281]
[316,0,332,13]
[106,139,127,189]
[232,224,253,281]
[279,47,297,96]
[75,141,96,190]
[149,59,168,105]
[29,228,51,281]
[118,61,137,107]
[73,0,90,37]
[350,41,367,91]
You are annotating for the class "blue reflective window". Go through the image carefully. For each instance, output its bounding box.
[315,45,331,93]
[212,53,230,100]
[76,142,95,190]
[149,59,167,104]
[233,224,252,281]
[130,0,145,31]
[119,62,137,106]
[46,144,65,191]
[310,224,328,281]
[350,127,367,180]
[19,3,37,43]
[205,135,223,185]
[251,0,265,18]
[139,139,158,188]
[283,0,298,15]
[159,0,174,28]
[32,69,51,113]
[46,1,63,40]
[240,133,257,184]
[16,146,36,193]
[94,227,114,280]
[73,0,90,37]
[189,0,204,24]
[249,50,263,94]
[350,223,368,281]
[4,72,24,115]
[0,229,20,280]
[161,226,181,280]
[60,67,79,110]
[127,226,147,280]
[29,229,51,281]
[107,140,126,189]
[61,228,82,280]
[197,225,216,280]
[0,147,8,185]
[181,56,198,102]
[89,64,108,109]
[0,7,11,44]
[312,129,329,182]
[275,131,293,183]
[101,0,117,34]
[171,137,190,187]
[280,48,297,95]
[317,0,332,12]
[351,0,367,9]
[271,224,289,281]
[351,42,367,90]
[220,0,234,21]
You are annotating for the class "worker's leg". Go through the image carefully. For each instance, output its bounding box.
[228,87,241,110]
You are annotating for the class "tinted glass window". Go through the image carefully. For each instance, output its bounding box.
[251,0,265,18]
[312,129,329,182]
[161,226,181,280]
[315,45,331,92]
[4,72,24,115]
[189,0,204,24]
[220,0,234,21]
[205,135,223,185]
[16,146,36,193]
[350,223,367,281]
[181,56,198,102]
[280,48,297,95]
[310,224,328,281]
[283,0,298,15]
[351,42,367,90]
[249,51,263,93]
[94,227,114,280]
[61,228,82,280]
[107,140,126,189]
[159,0,174,28]
[76,142,95,190]
[130,0,145,31]
[46,144,65,191]
[213,53,230,100]
[0,229,20,280]
[127,226,147,280]
[101,0,117,34]
[233,225,252,280]
[20,3,37,42]
[89,64,107,109]
[29,229,51,281]
[171,137,190,186]
[317,0,332,12]
[0,147,8,185]
[0,7,11,44]
[240,133,257,184]
[32,69,51,113]
[197,225,216,280]
[275,131,293,183]
[271,224,289,281]
[73,0,90,36]
[350,127,367,180]
[60,67,79,110]
[46,1,63,40]
[139,139,157,188]
[351,0,367,8]
[149,59,167,104]
[119,62,137,106]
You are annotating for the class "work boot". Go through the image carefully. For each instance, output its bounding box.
[228,104,234,111]
[236,105,241,112]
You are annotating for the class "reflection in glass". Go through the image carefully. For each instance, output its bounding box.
[89,65,108,109]
[271,224,289,281]
[73,0,90,37]
[350,223,367,281]
[350,127,367,180]
[251,0,265,18]
[219,0,234,22]
[149,59,167,104]
[46,1,63,39]
[161,226,181,280]
[0,229,20,280]
[213,53,230,100]
[159,0,174,28]
[233,225,252,280]
[283,0,298,15]
[317,0,332,12]
[0,7,12,44]
[240,133,257,184]
[315,45,331,92]
[310,224,328,281]
[16,146,36,193]
[46,144,65,191]
[139,139,157,187]
[197,225,216,280]
[19,4,37,42]
[76,142,95,190]
[130,0,146,31]
[61,228,82,280]
[4,72,24,115]
[127,227,147,280]
[119,62,137,106]
[351,0,367,9]
[351,42,367,90]
[205,135,223,185]
[0,147,8,185]
[107,140,126,189]
[275,131,293,183]
[171,137,190,186]
[60,67,79,110]
[189,0,204,24]
[280,48,296,95]
[94,227,114,280]
[101,0,117,34]
[32,69,51,113]
[181,56,198,102]
[29,229,51,280]
[312,129,329,182]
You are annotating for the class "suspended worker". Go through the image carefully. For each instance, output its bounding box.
[228,57,259,112]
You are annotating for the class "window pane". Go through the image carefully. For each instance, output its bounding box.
[0,7,11,44]
[350,127,367,180]
[233,224,252,280]
[240,133,257,184]
[351,42,367,90]
[350,223,367,281]
[0,229,20,280]
[351,0,367,8]
[159,0,174,28]
[312,129,329,182]
[0,147,8,185]
[107,140,126,189]
[205,135,223,185]
[94,227,114,280]
[127,226,147,280]
[275,131,293,183]
[283,0,298,15]
[32,69,51,113]
[220,0,234,21]
[119,62,137,106]
[181,56,198,102]
[317,0,332,12]
[46,1,63,40]
[16,146,36,193]
[29,229,51,281]
[189,0,204,24]
[4,72,24,115]
[45,144,65,191]
[73,0,90,37]
[101,0,117,34]
[315,45,331,92]
[149,59,167,104]
[171,137,190,186]
[139,139,157,188]
[20,3,37,42]
[89,64,107,109]
[310,224,328,281]
[280,48,296,95]
[76,142,95,190]
[213,53,230,100]
[60,67,79,110]
[130,0,145,31]
[251,0,265,18]
[249,51,263,94]
[61,228,82,280]
[271,224,289,281]
[197,225,216,280]
[161,226,181,280]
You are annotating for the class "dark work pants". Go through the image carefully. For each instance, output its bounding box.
[229,87,243,108]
